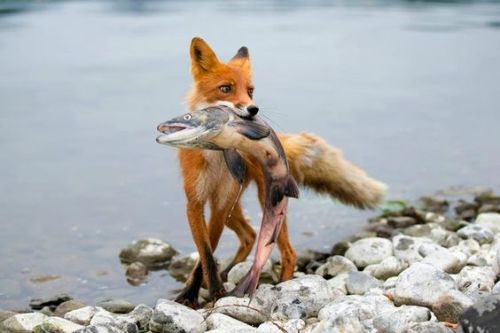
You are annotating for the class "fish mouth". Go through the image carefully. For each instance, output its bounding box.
[156,122,208,146]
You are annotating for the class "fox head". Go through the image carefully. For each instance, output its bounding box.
[187,37,258,119]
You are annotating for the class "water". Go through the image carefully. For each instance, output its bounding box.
[1,0,499,309]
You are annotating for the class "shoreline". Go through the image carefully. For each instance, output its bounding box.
[1,190,500,333]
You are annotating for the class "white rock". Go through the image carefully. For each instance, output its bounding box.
[475,213,500,233]
[0,313,48,333]
[449,239,480,257]
[274,275,343,317]
[227,259,275,284]
[345,271,382,295]
[206,313,255,331]
[457,224,494,244]
[257,319,305,333]
[149,299,205,333]
[119,238,177,267]
[364,256,408,280]
[213,296,268,325]
[327,273,349,294]
[373,305,431,333]
[393,235,433,264]
[65,306,98,325]
[318,295,377,323]
[34,317,83,333]
[457,266,496,293]
[74,325,124,333]
[431,289,473,323]
[315,256,357,278]
[394,263,457,307]
[419,243,465,273]
[345,237,393,269]
[493,281,500,294]
[271,294,307,321]
[407,321,455,333]
[90,308,137,333]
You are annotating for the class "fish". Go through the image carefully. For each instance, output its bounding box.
[156,105,299,296]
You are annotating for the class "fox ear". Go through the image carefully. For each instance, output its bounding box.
[190,37,220,77]
[230,46,251,70]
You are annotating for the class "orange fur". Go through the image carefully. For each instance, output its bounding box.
[174,37,387,306]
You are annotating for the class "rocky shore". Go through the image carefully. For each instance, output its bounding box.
[2,191,500,333]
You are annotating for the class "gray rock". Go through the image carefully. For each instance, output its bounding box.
[227,259,275,284]
[431,289,473,323]
[330,241,351,256]
[213,296,268,325]
[394,263,457,307]
[404,224,460,248]
[90,308,138,333]
[168,252,197,282]
[475,212,500,233]
[119,238,177,268]
[449,239,480,257]
[206,313,256,331]
[392,235,433,264]
[305,316,373,333]
[364,256,408,280]
[318,295,377,324]
[326,272,349,294]
[54,300,86,317]
[271,294,307,321]
[407,322,455,333]
[33,317,83,333]
[345,237,393,269]
[459,294,500,333]
[457,224,494,244]
[96,299,135,314]
[387,216,418,228]
[64,306,98,325]
[128,304,153,330]
[314,255,357,278]
[74,325,124,333]
[457,266,496,293]
[149,299,205,333]
[274,275,343,317]
[373,305,431,333]
[345,271,382,295]
[257,319,305,333]
[419,243,466,274]
[0,313,48,333]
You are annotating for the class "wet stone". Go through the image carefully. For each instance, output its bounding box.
[168,252,197,282]
[330,241,351,256]
[125,262,148,286]
[96,299,135,314]
[119,238,177,268]
[54,300,86,317]
[30,293,72,310]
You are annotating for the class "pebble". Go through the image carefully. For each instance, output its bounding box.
[33,317,83,333]
[64,306,98,326]
[457,224,494,244]
[90,308,138,333]
[0,313,48,333]
[149,299,205,333]
[392,235,432,264]
[125,262,148,286]
[54,300,86,317]
[0,310,17,323]
[30,294,72,310]
[168,252,198,282]
[206,313,256,331]
[475,212,500,233]
[457,265,496,293]
[257,319,305,333]
[326,272,349,294]
[419,243,465,273]
[96,299,135,314]
[271,294,307,320]
[407,321,455,333]
[373,305,431,333]
[227,259,275,285]
[314,255,357,278]
[394,263,457,307]
[119,238,177,268]
[344,237,393,268]
[345,271,382,295]
[317,295,377,324]
[459,294,500,333]
[431,289,473,323]
[363,256,408,280]
[74,324,124,333]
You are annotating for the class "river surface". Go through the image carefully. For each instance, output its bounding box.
[1,0,500,309]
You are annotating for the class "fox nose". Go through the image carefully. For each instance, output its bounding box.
[247,105,259,116]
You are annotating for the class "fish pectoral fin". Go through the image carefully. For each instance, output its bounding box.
[284,177,300,198]
[223,149,246,184]
[230,120,270,140]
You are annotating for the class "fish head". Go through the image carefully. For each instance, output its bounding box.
[156,108,230,149]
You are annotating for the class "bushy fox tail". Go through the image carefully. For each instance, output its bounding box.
[279,132,387,209]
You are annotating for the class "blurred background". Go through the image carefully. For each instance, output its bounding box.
[0,0,499,310]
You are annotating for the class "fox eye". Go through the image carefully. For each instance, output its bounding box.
[219,85,232,94]
[183,114,192,120]
[248,88,254,98]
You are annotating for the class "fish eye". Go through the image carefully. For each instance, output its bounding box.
[183,114,192,120]
[219,85,232,94]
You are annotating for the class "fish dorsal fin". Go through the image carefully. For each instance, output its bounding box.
[229,120,270,140]
[223,149,246,184]
[285,177,300,198]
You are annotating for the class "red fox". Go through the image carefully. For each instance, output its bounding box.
[173,37,387,307]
